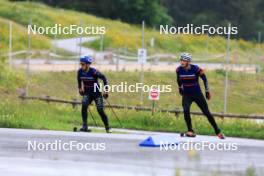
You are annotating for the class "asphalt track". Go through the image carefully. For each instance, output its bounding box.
[0,128,264,176]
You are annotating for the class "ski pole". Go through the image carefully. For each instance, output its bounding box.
[88,106,98,127]
[105,99,123,128]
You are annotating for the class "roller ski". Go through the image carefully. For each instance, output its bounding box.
[73,125,92,132]
[180,131,196,138]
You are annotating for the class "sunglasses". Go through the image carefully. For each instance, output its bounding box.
[80,62,86,66]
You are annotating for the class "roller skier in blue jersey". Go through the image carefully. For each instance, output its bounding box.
[77,56,112,133]
[176,53,225,139]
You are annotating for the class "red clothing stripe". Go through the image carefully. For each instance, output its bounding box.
[183,83,198,87]
[180,76,196,80]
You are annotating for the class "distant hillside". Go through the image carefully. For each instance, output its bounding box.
[0,17,50,54]
[0,0,263,64]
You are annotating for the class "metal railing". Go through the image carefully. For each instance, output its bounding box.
[19,95,264,120]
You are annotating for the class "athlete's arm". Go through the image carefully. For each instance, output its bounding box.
[77,70,82,89]
[77,70,84,95]
[196,67,211,99]
[176,68,183,95]
[95,71,108,86]
[95,70,109,98]
[200,73,209,92]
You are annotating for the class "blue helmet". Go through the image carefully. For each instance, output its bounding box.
[80,56,93,64]
[180,52,192,62]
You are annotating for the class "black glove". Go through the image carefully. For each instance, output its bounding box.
[103,93,109,99]
[206,91,211,100]
[179,88,183,96]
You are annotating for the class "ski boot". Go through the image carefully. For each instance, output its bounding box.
[217,132,225,139]
[79,124,92,132]
[106,127,112,133]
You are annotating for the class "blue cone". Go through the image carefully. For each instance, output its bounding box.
[139,135,179,147]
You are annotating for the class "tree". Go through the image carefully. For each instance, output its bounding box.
[28,0,173,27]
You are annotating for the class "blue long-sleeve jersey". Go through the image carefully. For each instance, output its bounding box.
[176,64,209,95]
[77,67,108,94]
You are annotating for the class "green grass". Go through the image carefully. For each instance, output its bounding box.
[1,66,263,139]
[0,17,50,53]
[0,0,263,64]
[1,98,264,139]
[1,65,264,139]
[27,70,264,115]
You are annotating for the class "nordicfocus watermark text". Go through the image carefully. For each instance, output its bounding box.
[160,24,238,35]
[160,141,238,151]
[28,24,106,35]
[27,140,106,151]
[95,82,172,93]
